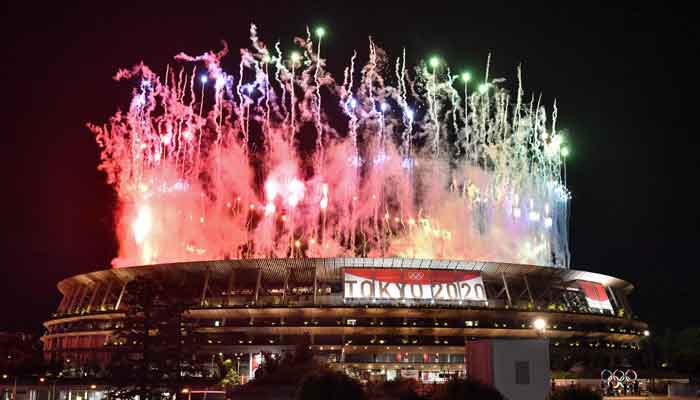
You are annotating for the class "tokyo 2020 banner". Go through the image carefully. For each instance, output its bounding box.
[343,268,487,302]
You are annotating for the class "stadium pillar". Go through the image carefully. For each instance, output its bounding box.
[200,268,211,307]
[100,280,114,310]
[56,291,70,313]
[86,282,100,312]
[313,267,318,305]
[283,269,290,304]
[255,268,262,304]
[66,285,84,313]
[226,270,235,306]
[115,281,127,310]
[501,273,512,307]
[523,275,534,304]
[606,286,619,310]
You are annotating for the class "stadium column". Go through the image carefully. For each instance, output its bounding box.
[313,266,318,305]
[282,268,290,304]
[86,282,101,313]
[69,284,88,313]
[606,286,619,311]
[115,281,128,311]
[523,275,534,304]
[100,280,114,311]
[56,289,71,314]
[501,273,512,307]
[400,263,405,303]
[223,269,235,326]
[226,270,235,306]
[200,268,211,307]
[63,285,80,313]
[280,268,289,343]
[255,267,262,304]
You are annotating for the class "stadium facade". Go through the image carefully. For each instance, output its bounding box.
[42,258,648,383]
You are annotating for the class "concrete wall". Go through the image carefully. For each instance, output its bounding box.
[491,339,550,400]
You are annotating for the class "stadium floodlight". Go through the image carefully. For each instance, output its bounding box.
[533,318,546,332]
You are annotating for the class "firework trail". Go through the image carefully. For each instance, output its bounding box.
[88,24,571,268]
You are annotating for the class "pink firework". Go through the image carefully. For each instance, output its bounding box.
[88,24,571,268]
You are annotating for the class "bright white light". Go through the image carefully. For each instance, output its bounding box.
[132,205,153,244]
[544,217,553,228]
[533,318,546,331]
[215,76,225,90]
[643,330,650,337]
[265,179,279,200]
[551,134,562,149]
[200,75,208,84]
[320,183,329,210]
[405,108,414,119]
[287,178,305,207]
[264,202,276,216]
[133,94,146,108]
[349,155,363,167]
[373,152,389,165]
[380,102,390,112]
[349,98,357,108]
[528,211,540,222]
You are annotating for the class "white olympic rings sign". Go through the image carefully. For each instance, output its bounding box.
[407,272,425,280]
[601,369,637,389]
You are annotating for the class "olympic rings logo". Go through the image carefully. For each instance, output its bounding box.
[407,272,425,280]
[601,369,637,389]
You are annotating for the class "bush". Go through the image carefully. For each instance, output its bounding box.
[369,378,425,400]
[551,387,602,400]
[433,378,504,400]
[551,370,578,379]
[296,368,366,400]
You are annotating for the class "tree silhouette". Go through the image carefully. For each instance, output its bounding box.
[105,278,204,400]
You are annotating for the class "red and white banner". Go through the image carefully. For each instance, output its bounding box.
[343,268,487,302]
[577,280,613,312]
[249,353,262,380]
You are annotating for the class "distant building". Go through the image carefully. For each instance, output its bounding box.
[0,332,43,373]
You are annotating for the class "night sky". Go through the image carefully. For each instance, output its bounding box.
[1,3,697,334]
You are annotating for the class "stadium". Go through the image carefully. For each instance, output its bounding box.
[42,257,648,384]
